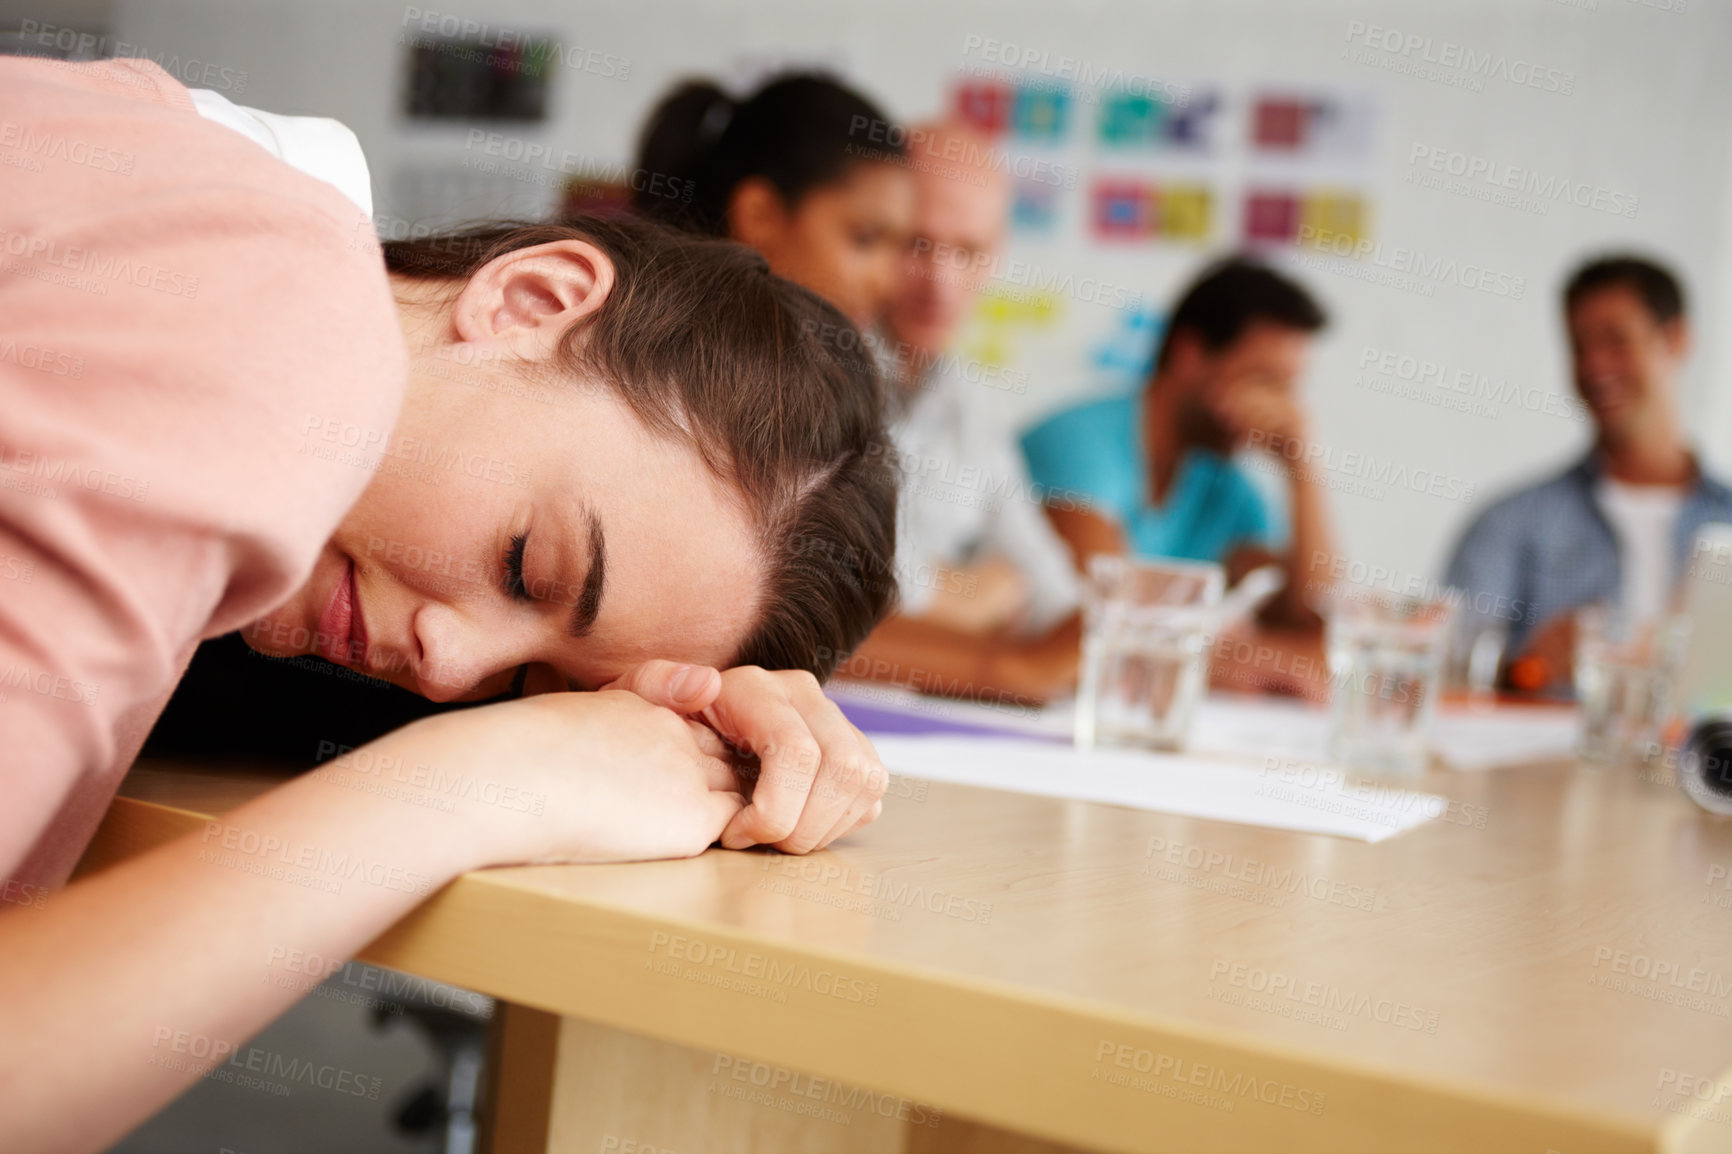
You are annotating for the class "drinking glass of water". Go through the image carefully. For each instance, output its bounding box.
[1574,605,1690,764]
[1075,555,1224,752]
[1325,590,1456,776]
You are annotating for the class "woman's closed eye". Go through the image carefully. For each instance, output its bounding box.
[503,531,530,601]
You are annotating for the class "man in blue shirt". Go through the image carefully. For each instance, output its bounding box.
[1444,255,1732,690]
[1022,258,1334,627]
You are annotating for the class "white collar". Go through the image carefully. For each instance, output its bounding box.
[187,87,373,219]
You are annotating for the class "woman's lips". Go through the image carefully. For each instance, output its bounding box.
[317,556,367,667]
[348,560,369,667]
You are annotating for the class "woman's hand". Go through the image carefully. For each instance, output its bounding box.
[340,690,746,868]
[603,660,889,854]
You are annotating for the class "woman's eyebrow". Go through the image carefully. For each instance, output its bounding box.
[568,508,606,638]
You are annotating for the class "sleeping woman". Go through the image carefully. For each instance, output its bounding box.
[0,56,895,1153]
[148,69,916,761]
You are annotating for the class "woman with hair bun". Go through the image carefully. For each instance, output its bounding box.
[633,72,915,332]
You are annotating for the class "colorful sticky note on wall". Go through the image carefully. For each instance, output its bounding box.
[1089,303,1165,389]
[976,288,1059,326]
[1164,90,1220,149]
[1155,184,1212,240]
[1011,178,1062,232]
[1092,179,1150,239]
[1243,190,1301,243]
[1252,97,1309,150]
[968,286,1060,371]
[1013,84,1070,141]
[955,80,1013,135]
[1098,89,1166,147]
[1300,189,1368,246]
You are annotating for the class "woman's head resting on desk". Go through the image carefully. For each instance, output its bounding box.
[242,213,898,702]
[632,71,916,332]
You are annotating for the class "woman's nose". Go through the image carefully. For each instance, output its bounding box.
[408,598,534,703]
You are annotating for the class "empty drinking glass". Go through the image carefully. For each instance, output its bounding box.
[1325,589,1456,776]
[1075,555,1224,752]
[1574,605,1691,764]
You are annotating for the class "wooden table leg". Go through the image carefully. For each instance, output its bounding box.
[483,1006,1103,1154]
[484,1002,562,1154]
[486,1009,908,1153]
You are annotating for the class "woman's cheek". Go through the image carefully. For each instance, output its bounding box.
[238,607,304,657]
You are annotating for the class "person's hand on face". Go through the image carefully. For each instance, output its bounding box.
[1213,381,1309,456]
[1185,324,1314,457]
[359,689,747,867]
[603,659,889,854]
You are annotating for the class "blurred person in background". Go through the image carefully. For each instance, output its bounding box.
[1022,258,1336,632]
[1444,255,1732,693]
[844,121,1084,703]
[632,71,915,333]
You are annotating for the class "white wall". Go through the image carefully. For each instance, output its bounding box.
[103,0,1732,581]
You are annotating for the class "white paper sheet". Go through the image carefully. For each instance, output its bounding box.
[1188,696,1331,762]
[874,735,1447,843]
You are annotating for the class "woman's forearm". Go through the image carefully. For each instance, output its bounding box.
[0,762,484,1154]
[0,684,822,1154]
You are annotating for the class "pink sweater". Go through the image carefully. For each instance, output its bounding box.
[0,58,408,888]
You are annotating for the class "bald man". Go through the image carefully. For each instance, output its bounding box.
[850,123,1082,702]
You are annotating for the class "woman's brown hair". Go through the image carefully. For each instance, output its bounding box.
[381,213,897,680]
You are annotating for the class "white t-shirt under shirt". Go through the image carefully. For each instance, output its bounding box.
[1594,476,1686,621]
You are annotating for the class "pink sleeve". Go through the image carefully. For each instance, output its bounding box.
[0,59,408,885]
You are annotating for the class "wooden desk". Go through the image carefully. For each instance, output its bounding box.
[78,754,1732,1154]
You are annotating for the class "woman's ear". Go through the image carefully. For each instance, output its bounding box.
[449,240,617,360]
[726,176,790,253]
